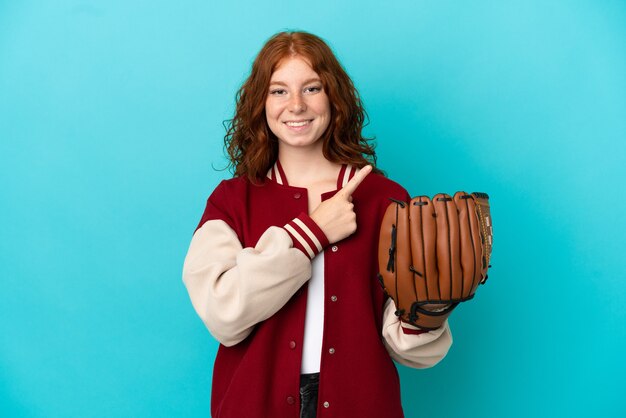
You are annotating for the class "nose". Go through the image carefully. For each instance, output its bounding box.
[289,93,306,113]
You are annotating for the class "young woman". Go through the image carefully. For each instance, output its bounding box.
[183,31,452,418]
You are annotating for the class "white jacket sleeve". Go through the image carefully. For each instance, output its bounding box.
[182,219,313,346]
[381,298,453,368]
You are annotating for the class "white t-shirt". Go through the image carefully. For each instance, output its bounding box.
[300,251,324,374]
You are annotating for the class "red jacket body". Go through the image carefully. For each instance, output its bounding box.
[191,163,424,418]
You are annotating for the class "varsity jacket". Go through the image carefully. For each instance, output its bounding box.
[182,159,452,418]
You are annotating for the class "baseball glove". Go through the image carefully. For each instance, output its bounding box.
[377,191,493,330]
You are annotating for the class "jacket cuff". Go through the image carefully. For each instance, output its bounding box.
[283,212,330,259]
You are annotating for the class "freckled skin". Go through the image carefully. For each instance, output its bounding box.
[265,57,331,152]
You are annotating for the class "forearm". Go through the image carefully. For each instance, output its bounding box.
[182,219,313,346]
[381,298,453,368]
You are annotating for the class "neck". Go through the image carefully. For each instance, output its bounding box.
[277,143,341,187]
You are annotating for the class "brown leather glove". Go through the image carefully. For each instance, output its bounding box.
[377,191,493,330]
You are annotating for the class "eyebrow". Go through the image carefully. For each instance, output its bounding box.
[268,78,322,86]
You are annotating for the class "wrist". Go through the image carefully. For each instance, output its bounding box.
[283,212,330,259]
[420,303,451,312]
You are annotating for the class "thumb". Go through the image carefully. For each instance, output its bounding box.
[338,165,372,198]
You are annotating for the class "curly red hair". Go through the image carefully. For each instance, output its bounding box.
[223,30,384,184]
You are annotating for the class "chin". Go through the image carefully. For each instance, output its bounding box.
[279,137,321,148]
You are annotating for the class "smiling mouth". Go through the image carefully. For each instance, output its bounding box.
[284,120,313,127]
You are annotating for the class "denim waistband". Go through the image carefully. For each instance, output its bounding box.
[299,372,320,388]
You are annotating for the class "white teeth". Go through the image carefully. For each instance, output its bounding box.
[285,120,310,127]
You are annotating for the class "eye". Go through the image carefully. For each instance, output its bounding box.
[269,88,287,95]
[305,85,322,93]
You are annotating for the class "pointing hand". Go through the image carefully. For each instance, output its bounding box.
[310,165,372,244]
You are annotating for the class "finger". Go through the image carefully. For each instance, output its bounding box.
[378,199,414,323]
[378,203,398,300]
[393,201,415,318]
[471,192,492,285]
[433,193,462,301]
[338,165,372,197]
[454,191,479,299]
[410,195,438,302]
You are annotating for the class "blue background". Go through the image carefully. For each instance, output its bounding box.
[1,1,625,417]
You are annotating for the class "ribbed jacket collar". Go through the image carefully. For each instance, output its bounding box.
[266,159,359,190]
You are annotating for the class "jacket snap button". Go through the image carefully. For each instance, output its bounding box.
[329,347,335,354]
[294,192,301,199]
[289,340,296,349]
[323,401,330,408]
[331,295,337,302]
[287,396,295,405]
[331,245,338,252]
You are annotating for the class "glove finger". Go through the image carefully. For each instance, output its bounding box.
[454,191,480,299]
[378,199,415,320]
[409,195,436,302]
[472,192,493,284]
[415,195,442,301]
[378,202,398,300]
[394,200,416,317]
[433,193,463,301]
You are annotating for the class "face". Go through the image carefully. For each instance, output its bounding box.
[265,56,331,150]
